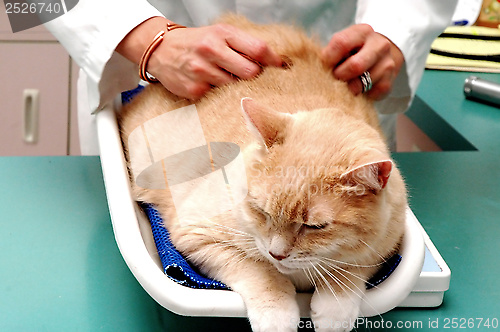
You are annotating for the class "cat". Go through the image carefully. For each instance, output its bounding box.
[119,15,406,332]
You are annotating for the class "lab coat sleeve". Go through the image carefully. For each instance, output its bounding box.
[44,0,164,112]
[355,0,458,114]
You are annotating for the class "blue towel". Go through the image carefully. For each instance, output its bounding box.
[121,85,144,104]
[144,204,229,290]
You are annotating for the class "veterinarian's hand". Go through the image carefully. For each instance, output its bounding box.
[117,17,283,100]
[321,24,405,100]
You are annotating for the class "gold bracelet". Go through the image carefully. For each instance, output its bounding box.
[139,23,186,83]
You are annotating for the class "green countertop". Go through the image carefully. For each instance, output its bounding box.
[0,157,163,331]
[386,71,500,331]
[1,71,499,331]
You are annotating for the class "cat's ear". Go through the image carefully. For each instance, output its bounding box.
[340,160,393,193]
[241,97,292,150]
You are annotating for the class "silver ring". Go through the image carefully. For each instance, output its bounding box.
[359,71,372,93]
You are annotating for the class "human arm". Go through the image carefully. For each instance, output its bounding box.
[115,17,283,100]
[44,0,282,110]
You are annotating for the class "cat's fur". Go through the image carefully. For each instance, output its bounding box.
[119,15,406,332]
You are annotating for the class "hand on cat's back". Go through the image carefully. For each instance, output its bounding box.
[321,24,405,101]
[148,24,284,100]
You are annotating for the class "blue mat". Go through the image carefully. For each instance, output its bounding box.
[144,204,229,290]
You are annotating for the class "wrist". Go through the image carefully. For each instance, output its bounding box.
[138,22,186,83]
[116,16,172,65]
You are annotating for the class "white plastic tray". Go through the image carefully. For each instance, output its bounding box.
[96,104,450,318]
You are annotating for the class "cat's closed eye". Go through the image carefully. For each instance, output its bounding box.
[249,204,272,222]
[302,223,328,230]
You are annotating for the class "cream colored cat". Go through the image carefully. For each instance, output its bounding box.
[120,15,406,332]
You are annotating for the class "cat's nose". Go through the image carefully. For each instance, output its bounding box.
[269,251,288,261]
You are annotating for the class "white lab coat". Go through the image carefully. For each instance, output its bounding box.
[44,0,458,154]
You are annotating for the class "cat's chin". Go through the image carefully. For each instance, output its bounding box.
[274,263,296,275]
[272,261,305,276]
[273,264,314,290]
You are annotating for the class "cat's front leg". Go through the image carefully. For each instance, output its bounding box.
[309,277,364,332]
[225,261,300,332]
[245,289,300,332]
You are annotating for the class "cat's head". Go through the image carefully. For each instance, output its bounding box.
[239,98,405,276]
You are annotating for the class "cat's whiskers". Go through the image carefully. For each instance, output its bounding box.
[317,262,384,322]
[186,238,247,258]
[316,263,371,319]
[302,267,317,290]
[359,239,390,263]
[319,263,366,298]
[311,257,383,293]
[312,254,392,292]
[318,263,368,287]
[310,263,351,318]
[310,263,339,303]
[203,234,262,260]
[199,225,266,258]
[209,234,257,250]
[316,256,384,268]
[206,228,249,239]
[198,217,252,237]
[214,239,256,253]
[303,265,328,304]
[192,218,259,249]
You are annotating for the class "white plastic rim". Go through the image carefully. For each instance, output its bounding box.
[360,208,425,316]
[97,106,246,317]
[97,106,425,318]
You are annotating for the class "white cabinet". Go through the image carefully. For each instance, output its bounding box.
[0,7,80,155]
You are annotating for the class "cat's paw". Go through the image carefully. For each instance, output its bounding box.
[247,299,300,332]
[310,289,361,332]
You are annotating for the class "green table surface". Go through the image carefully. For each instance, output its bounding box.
[1,70,499,331]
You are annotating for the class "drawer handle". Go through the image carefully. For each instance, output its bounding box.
[23,89,40,144]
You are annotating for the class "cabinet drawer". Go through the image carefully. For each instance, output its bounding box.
[0,43,69,155]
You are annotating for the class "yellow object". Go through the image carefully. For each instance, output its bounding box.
[426,26,500,73]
